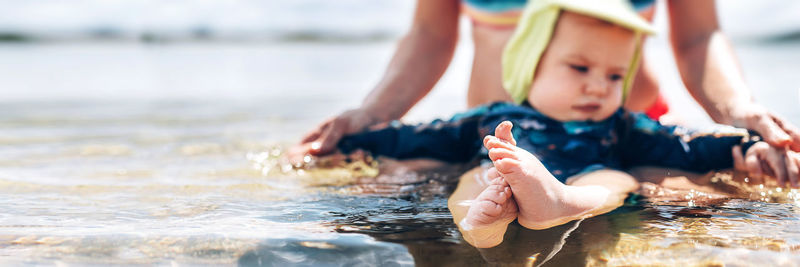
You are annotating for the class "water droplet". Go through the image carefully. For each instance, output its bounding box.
[281,164,293,173]
[311,142,321,150]
[261,167,270,176]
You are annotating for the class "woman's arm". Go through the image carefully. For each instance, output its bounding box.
[361,0,461,122]
[291,0,462,158]
[668,0,800,151]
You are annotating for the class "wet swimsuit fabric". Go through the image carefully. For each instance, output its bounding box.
[338,102,755,183]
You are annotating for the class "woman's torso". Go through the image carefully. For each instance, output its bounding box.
[462,0,656,108]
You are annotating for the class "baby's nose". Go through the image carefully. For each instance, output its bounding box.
[585,77,609,96]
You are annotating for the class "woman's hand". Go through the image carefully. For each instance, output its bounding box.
[288,108,379,164]
[730,103,800,152]
[733,142,800,188]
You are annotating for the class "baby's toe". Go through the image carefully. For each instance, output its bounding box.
[488,176,509,188]
[485,137,517,151]
[488,147,517,162]
[494,158,522,175]
[478,184,511,204]
[486,167,501,181]
[494,121,517,145]
[473,201,503,219]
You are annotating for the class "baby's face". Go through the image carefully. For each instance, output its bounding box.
[527,11,637,122]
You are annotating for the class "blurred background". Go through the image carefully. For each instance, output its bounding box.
[0,0,799,265]
[1,0,797,125]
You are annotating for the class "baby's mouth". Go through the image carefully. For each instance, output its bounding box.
[572,103,601,113]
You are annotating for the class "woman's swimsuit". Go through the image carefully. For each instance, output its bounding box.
[462,0,668,120]
[462,0,528,28]
[462,0,657,28]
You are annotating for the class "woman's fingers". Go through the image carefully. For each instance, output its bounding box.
[787,151,800,188]
[764,148,788,187]
[744,148,764,182]
[300,119,331,144]
[312,119,346,155]
[732,146,746,171]
[771,114,800,152]
[287,142,312,165]
[754,115,792,148]
[290,120,334,164]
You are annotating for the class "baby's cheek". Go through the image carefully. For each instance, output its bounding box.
[530,92,568,114]
[609,89,623,107]
[547,98,574,117]
[550,97,572,110]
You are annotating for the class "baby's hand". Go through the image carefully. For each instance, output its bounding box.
[733,142,800,188]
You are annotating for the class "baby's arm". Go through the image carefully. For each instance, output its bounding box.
[337,116,484,162]
[732,142,800,188]
[616,112,800,188]
[617,112,757,173]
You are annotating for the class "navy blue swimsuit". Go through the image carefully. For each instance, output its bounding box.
[338,102,757,183]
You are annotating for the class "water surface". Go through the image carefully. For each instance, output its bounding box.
[0,33,798,266]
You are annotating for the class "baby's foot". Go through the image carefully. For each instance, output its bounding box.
[484,121,608,229]
[461,167,518,248]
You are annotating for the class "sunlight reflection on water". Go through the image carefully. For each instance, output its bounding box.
[0,39,798,265]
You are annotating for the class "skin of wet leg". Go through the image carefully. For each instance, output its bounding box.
[452,124,636,244]
[482,126,627,230]
[512,170,635,230]
[555,169,640,221]
[448,167,639,242]
[448,167,519,248]
[464,176,516,225]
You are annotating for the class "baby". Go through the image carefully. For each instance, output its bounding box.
[332,0,800,248]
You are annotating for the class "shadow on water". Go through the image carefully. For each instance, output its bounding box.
[238,172,646,266]
[241,183,800,266]
[240,154,800,266]
[320,197,649,266]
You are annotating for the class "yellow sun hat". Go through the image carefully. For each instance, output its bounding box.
[502,0,656,104]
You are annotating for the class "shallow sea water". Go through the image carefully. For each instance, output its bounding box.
[2,100,799,266]
[0,33,799,266]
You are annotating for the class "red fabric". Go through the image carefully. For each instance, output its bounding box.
[644,94,669,120]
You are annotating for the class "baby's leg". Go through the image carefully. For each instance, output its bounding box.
[462,167,518,246]
[629,166,746,194]
[448,167,518,248]
[485,122,626,229]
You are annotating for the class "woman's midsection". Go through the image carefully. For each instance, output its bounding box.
[465,4,657,109]
[467,24,516,108]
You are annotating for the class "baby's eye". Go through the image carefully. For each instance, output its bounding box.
[609,74,623,81]
[570,65,588,73]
